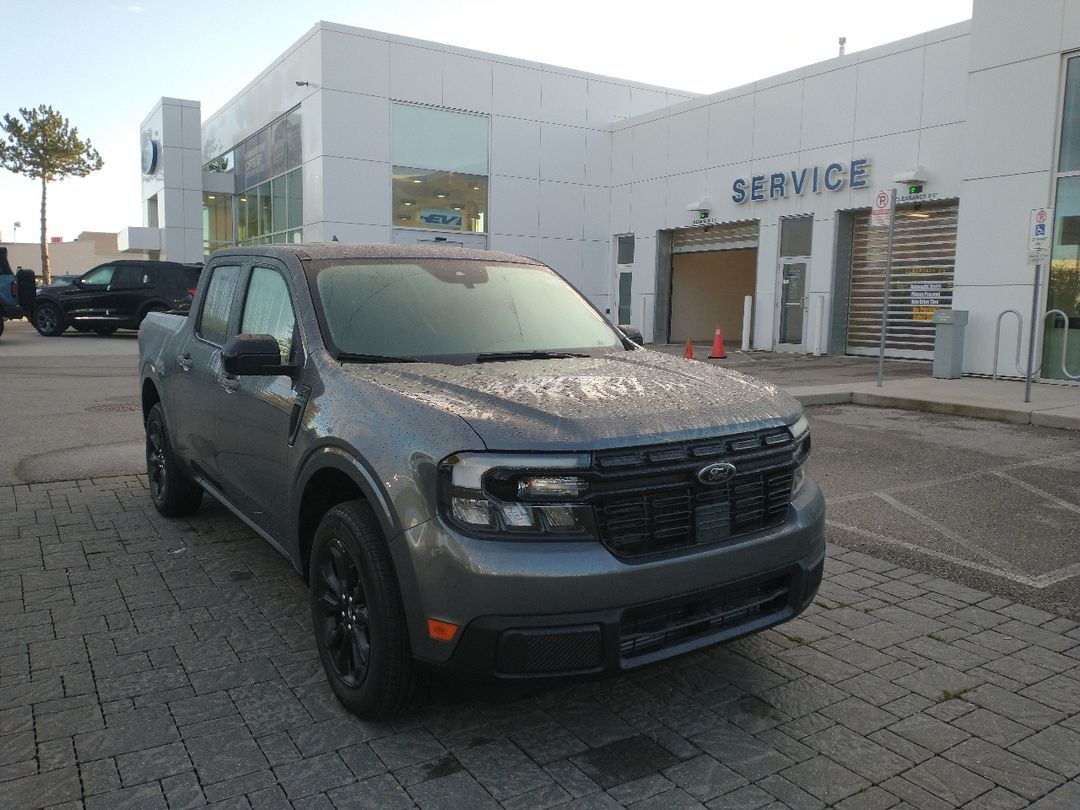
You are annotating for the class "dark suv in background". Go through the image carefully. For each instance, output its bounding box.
[31,260,201,336]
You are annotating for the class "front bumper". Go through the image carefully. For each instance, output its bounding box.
[394,480,826,678]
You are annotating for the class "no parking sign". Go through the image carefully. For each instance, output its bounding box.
[1028,207,1052,262]
[871,189,893,228]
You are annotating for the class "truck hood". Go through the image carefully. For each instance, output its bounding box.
[339,349,801,450]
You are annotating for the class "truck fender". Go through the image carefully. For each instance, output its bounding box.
[294,444,401,549]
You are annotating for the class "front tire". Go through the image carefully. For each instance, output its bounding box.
[310,501,417,719]
[32,302,65,336]
[145,403,203,516]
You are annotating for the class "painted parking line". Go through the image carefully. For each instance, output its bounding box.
[828,518,1080,588]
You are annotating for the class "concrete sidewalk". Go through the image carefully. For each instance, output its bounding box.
[655,345,1080,431]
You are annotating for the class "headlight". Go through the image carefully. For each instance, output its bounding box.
[438,452,594,538]
[789,415,811,496]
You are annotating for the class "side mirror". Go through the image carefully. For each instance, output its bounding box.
[618,324,644,345]
[222,333,296,376]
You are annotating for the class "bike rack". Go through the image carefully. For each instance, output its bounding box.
[993,310,1028,380]
[1044,309,1080,381]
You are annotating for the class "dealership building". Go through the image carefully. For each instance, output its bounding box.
[121,1,1080,381]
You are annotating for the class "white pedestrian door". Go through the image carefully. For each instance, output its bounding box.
[778,260,808,348]
[774,216,814,352]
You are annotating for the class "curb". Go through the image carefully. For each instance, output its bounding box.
[790,387,1080,431]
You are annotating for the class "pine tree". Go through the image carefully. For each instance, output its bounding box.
[0,105,104,284]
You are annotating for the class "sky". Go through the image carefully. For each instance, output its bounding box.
[0,0,973,246]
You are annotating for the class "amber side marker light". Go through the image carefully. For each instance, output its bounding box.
[427,619,458,641]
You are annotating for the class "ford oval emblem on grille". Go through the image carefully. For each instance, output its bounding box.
[697,462,736,486]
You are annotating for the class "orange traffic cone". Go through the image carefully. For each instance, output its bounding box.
[708,324,727,359]
[683,338,694,360]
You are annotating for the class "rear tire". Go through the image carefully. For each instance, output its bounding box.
[145,403,203,516]
[32,302,65,336]
[310,500,417,719]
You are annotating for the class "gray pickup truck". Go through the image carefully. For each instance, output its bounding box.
[138,243,825,718]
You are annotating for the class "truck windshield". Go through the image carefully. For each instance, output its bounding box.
[309,259,624,362]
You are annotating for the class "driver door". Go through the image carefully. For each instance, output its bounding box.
[64,264,115,322]
[215,261,303,536]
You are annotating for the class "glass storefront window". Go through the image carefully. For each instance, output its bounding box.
[1045,176,1080,379]
[392,104,488,174]
[206,150,234,175]
[287,168,303,230]
[203,106,304,250]
[272,176,288,234]
[257,182,272,236]
[1060,57,1080,173]
[392,167,487,232]
[391,104,488,233]
[1047,55,1080,380]
[285,109,302,170]
[202,192,234,257]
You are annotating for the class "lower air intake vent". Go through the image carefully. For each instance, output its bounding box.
[620,576,790,659]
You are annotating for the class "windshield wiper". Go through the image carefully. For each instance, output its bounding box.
[475,350,591,363]
[337,352,419,364]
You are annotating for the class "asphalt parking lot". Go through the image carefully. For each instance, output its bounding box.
[1,321,1079,809]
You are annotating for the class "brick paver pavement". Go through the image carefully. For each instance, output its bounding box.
[1,476,1078,809]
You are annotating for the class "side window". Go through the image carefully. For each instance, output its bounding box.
[82,265,115,286]
[112,266,143,286]
[241,266,296,362]
[197,264,242,345]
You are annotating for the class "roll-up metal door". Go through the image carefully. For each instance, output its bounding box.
[846,201,958,359]
[672,220,759,253]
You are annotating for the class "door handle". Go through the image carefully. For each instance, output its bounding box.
[176,354,192,371]
[218,374,240,393]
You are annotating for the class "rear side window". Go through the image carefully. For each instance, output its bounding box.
[197,265,241,345]
[112,266,143,286]
[144,265,197,286]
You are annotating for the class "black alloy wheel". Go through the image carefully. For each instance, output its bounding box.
[32,302,65,336]
[315,538,372,687]
[144,403,203,516]
[309,500,417,718]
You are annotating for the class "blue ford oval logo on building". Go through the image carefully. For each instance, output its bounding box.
[697,462,736,486]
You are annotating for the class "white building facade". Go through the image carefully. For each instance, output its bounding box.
[132,1,1080,381]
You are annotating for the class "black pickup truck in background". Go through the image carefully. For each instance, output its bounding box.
[138,243,825,718]
[30,259,202,336]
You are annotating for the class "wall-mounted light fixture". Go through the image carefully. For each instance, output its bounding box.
[686,197,713,220]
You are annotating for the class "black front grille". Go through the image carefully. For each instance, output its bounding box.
[592,430,795,559]
[620,575,790,659]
